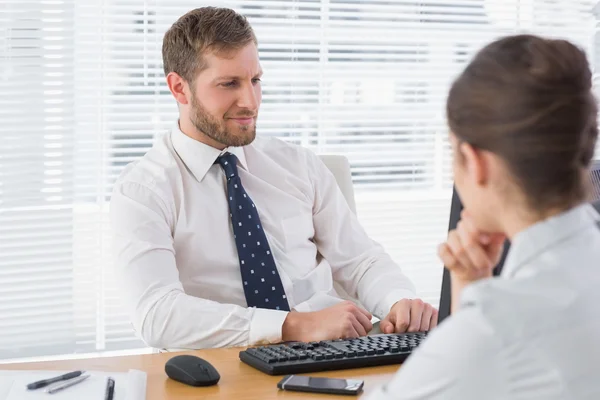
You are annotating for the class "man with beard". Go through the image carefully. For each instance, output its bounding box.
[110,7,437,350]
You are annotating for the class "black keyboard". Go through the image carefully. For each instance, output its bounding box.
[239,332,427,375]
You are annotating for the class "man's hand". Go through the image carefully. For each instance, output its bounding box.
[380,299,438,334]
[282,301,373,342]
[438,211,506,283]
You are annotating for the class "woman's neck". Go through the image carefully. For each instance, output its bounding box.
[500,204,578,240]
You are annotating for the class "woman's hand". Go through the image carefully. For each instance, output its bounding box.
[438,211,506,283]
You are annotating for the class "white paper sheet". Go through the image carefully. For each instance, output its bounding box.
[0,369,146,400]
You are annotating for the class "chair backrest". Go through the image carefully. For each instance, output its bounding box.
[318,155,357,215]
[318,154,366,307]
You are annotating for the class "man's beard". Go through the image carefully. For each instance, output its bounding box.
[189,93,256,148]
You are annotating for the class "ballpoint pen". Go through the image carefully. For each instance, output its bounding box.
[46,373,91,394]
[26,370,86,390]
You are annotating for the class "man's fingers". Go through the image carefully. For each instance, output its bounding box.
[383,301,438,334]
[340,317,360,339]
[355,305,372,320]
[379,318,395,334]
[430,308,439,329]
[419,304,433,331]
[393,300,411,333]
[350,315,368,337]
[353,308,374,333]
[344,302,372,331]
[408,299,424,332]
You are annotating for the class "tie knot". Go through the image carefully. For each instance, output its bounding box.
[216,152,239,179]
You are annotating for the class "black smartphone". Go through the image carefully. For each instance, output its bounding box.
[277,375,364,396]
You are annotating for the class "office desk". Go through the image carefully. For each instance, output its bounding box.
[3,348,399,399]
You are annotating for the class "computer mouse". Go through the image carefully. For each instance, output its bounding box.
[165,354,221,387]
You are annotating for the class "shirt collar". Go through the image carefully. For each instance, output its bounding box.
[502,203,600,279]
[171,120,248,182]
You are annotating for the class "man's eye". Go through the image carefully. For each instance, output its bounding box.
[222,81,237,88]
[252,78,262,84]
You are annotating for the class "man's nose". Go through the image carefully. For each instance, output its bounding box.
[237,84,259,111]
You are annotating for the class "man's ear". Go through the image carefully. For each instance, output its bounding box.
[166,72,190,105]
[459,141,488,186]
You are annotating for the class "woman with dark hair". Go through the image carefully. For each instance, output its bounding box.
[369,34,600,399]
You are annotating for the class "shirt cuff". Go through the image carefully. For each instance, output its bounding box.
[292,294,346,313]
[249,308,289,345]
[374,289,418,319]
[293,302,311,313]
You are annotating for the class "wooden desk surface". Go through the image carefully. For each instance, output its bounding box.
[3,348,399,399]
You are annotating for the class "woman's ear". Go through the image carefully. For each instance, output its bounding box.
[459,141,489,187]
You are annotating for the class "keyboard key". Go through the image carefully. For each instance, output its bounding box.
[246,348,260,356]
[251,351,277,364]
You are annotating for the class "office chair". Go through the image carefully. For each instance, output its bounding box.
[318,155,371,310]
[318,155,358,214]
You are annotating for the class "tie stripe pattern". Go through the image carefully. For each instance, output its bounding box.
[216,153,290,311]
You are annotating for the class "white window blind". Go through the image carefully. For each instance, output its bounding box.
[1,0,598,361]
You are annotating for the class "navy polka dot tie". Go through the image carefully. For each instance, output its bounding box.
[216,153,290,311]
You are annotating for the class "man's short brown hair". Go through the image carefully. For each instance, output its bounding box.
[162,7,257,83]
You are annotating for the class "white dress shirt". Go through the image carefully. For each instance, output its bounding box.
[367,203,600,400]
[110,122,416,349]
